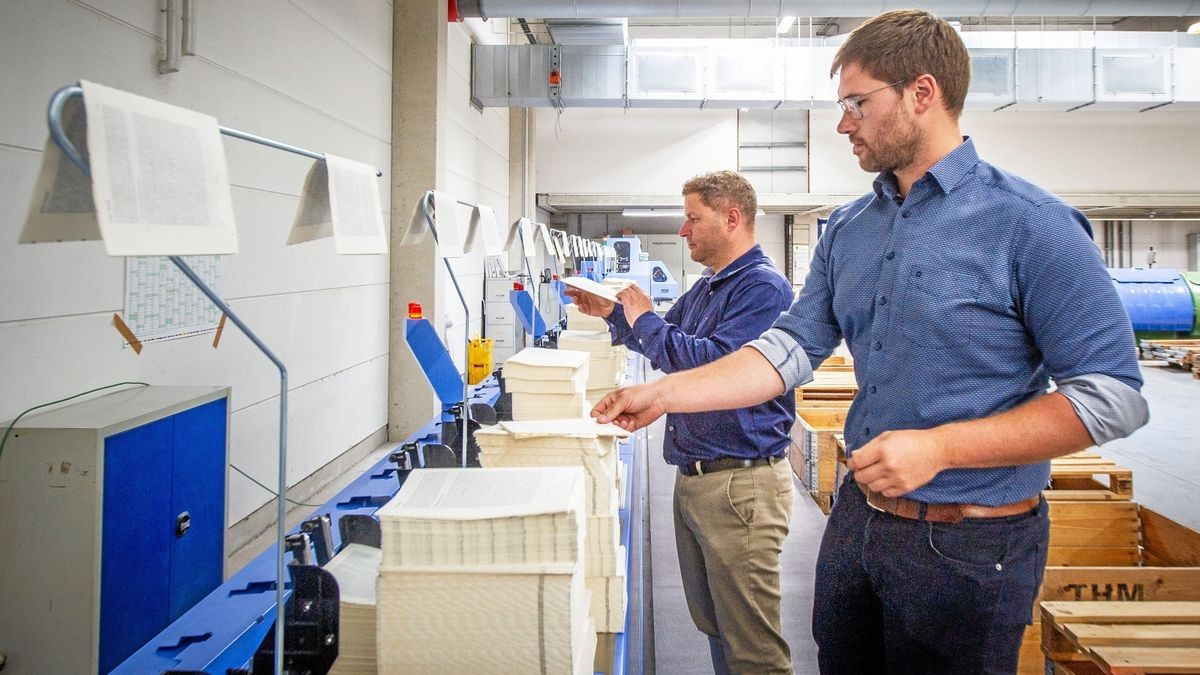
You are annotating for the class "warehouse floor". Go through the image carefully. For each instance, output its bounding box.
[647,363,1200,674]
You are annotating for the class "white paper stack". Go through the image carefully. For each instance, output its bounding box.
[585,567,628,633]
[558,329,629,400]
[326,544,382,675]
[375,467,595,674]
[503,348,590,420]
[475,419,631,632]
[565,304,610,332]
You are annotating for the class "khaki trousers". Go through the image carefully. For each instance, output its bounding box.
[674,458,795,674]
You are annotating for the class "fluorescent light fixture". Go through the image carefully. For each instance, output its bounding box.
[777,16,796,34]
[622,208,683,217]
[1189,20,1200,35]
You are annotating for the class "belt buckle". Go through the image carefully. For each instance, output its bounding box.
[694,460,704,477]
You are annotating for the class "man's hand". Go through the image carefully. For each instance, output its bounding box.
[563,287,615,318]
[617,284,653,326]
[591,383,668,432]
[847,428,950,498]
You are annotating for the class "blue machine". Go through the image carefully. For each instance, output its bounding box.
[605,237,680,303]
[510,286,549,338]
[1108,268,1198,335]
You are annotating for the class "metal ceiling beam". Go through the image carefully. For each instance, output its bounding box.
[458,1,1200,19]
[540,192,1200,218]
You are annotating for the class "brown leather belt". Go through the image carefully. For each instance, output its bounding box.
[860,483,1040,524]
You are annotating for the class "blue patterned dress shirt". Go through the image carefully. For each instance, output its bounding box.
[607,244,796,465]
[753,138,1145,505]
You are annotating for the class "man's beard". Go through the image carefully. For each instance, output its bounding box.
[854,105,922,174]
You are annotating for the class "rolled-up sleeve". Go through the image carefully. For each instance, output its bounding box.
[758,213,845,383]
[1014,201,1148,443]
[630,280,790,373]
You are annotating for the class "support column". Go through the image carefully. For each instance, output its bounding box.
[507,107,536,278]
[388,1,449,440]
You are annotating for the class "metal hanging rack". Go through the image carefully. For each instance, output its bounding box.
[418,191,511,466]
[47,83,382,675]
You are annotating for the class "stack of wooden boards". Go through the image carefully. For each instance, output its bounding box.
[475,418,631,633]
[1012,452,1200,674]
[367,467,597,674]
[1139,338,1200,378]
[788,356,855,513]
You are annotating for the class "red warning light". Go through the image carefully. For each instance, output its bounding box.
[408,302,423,319]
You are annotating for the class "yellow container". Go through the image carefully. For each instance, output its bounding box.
[468,337,495,385]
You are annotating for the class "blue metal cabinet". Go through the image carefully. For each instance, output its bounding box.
[99,398,227,673]
[0,386,229,674]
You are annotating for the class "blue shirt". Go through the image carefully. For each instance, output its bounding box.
[607,244,796,466]
[769,138,1142,505]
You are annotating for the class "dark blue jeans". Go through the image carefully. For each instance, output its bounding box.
[812,475,1050,674]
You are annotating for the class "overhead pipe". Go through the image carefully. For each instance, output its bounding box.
[456,0,1200,19]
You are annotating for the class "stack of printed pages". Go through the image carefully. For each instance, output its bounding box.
[476,419,630,632]
[325,544,382,675]
[502,347,590,420]
[557,329,628,402]
[375,467,596,674]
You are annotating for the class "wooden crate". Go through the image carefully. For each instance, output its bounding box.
[787,406,848,514]
[1048,501,1142,567]
[1041,600,1200,673]
[1048,453,1134,502]
[797,370,859,402]
[1017,506,1200,674]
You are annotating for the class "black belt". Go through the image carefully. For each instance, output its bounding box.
[678,456,779,477]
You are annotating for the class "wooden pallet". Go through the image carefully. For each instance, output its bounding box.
[797,370,859,402]
[1018,507,1200,674]
[1042,600,1200,673]
[1139,339,1200,374]
[1049,453,1135,501]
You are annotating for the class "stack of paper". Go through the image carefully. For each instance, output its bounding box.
[375,467,596,674]
[475,419,630,631]
[558,329,629,399]
[326,544,382,675]
[503,348,590,420]
[585,569,628,635]
[565,303,610,332]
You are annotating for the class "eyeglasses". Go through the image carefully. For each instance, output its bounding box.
[835,79,908,120]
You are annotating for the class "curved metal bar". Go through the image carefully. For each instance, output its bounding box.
[48,85,88,178]
[169,256,289,674]
[47,84,383,177]
[421,191,472,467]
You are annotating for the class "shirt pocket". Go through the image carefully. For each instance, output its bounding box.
[899,265,982,349]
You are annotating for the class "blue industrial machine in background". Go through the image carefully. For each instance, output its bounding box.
[1108,268,1200,338]
[605,237,680,303]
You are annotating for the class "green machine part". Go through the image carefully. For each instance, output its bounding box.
[1184,271,1200,337]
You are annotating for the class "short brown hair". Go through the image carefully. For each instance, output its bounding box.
[681,170,757,225]
[830,9,971,117]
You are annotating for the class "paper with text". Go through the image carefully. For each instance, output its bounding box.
[79,80,238,256]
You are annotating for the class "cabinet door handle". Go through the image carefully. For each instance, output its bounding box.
[176,511,191,538]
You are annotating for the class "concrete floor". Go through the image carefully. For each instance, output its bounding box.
[647,364,1199,674]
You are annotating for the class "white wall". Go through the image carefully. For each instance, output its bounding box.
[439,20,510,370]
[0,0,393,525]
[535,108,738,194]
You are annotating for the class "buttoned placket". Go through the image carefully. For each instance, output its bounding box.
[858,183,923,444]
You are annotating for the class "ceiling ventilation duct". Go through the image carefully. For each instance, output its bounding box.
[544,18,628,45]
[472,32,1200,111]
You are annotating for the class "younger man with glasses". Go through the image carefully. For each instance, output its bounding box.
[593,10,1147,672]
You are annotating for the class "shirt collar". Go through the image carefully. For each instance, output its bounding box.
[872,136,979,200]
[709,244,766,284]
